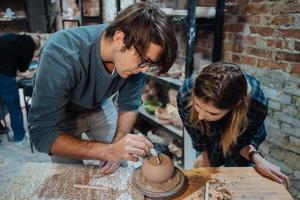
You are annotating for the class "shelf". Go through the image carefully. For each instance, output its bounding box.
[62,16,80,20]
[138,107,183,139]
[83,16,101,20]
[0,18,27,22]
[146,74,183,90]
[162,7,216,18]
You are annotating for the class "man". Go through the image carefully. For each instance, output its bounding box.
[29,2,177,174]
[0,33,40,146]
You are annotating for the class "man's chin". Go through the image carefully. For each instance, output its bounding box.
[119,72,129,78]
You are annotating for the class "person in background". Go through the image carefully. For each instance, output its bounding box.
[177,62,289,188]
[0,33,40,146]
[29,1,177,174]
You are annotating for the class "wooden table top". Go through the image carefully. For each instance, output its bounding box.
[0,162,293,200]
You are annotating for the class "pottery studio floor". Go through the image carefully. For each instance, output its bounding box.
[0,95,52,192]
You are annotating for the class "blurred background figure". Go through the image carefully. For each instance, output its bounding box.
[0,33,40,147]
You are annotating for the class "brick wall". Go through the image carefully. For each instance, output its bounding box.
[223,0,300,199]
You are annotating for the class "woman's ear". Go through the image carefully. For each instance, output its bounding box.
[112,31,125,50]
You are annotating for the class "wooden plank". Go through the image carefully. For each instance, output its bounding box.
[172,167,293,200]
[0,163,293,200]
[0,162,144,200]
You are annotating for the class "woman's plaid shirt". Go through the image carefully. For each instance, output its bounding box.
[177,74,268,166]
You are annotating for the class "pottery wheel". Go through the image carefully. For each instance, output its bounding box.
[131,166,186,198]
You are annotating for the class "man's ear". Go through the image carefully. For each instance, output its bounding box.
[112,31,125,50]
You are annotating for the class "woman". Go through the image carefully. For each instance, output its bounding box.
[177,62,289,187]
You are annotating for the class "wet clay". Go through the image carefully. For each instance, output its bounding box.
[134,168,182,193]
[147,155,169,165]
[141,154,174,183]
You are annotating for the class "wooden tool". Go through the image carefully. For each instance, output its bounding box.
[204,181,210,200]
[73,184,111,190]
[150,148,161,164]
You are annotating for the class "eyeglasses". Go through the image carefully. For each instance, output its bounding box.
[137,59,161,74]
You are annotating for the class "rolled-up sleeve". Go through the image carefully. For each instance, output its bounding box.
[28,53,73,154]
[118,73,145,112]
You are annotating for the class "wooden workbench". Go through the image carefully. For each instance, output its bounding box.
[0,162,293,200]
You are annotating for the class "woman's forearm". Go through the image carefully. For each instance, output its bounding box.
[202,150,211,167]
[239,144,256,160]
[194,150,211,167]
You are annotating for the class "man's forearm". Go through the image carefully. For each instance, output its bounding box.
[50,111,138,161]
[113,111,138,142]
[50,132,114,161]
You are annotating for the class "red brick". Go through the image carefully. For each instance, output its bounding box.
[243,16,262,24]
[227,5,239,15]
[223,52,232,61]
[250,26,274,36]
[243,16,272,26]
[224,15,238,24]
[224,33,244,42]
[197,0,216,6]
[197,30,211,40]
[245,4,269,14]
[290,63,300,75]
[267,39,289,49]
[278,29,300,39]
[294,41,300,52]
[245,36,257,45]
[226,0,248,3]
[271,15,294,26]
[224,24,244,33]
[275,51,300,63]
[257,59,288,70]
[224,34,257,46]
[272,3,300,15]
[237,16,247,23]
[224,44,244,53]
[247,47,273,59]
[232,54,257,66]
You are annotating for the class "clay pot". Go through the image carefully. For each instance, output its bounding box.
[148,88,158,96]
[168,69,181,79]
[144,84,151,92]
[141,154,174,183]
[157,118,171,125]
[166,104,183,128]
[143,100,162,114]
[168,89,178,107]
[155,107,170,120]
[142,93,153,102]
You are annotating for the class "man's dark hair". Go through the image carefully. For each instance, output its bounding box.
[105,1,178,74]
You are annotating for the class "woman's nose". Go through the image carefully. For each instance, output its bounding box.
[140,66,149,73]
[198,111,205,120]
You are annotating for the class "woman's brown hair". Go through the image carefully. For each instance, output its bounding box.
[189,62,249,155]
[105,1,178,74]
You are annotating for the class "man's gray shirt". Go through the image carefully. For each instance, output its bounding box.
[29,24,145,154]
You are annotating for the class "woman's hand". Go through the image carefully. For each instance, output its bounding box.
[194,151,211,168]
[253,154,289,188]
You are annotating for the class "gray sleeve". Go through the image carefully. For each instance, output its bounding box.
[28,53,74,154]
[118,73,145,112]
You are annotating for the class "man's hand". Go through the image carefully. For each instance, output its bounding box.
[100,161,121,174]
[253,154,290,188]
[110,134,153,162]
